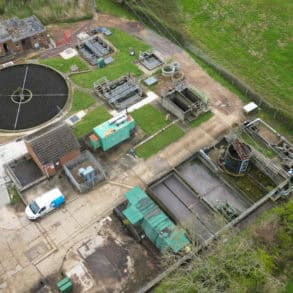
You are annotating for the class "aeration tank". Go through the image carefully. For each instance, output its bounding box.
[222,139,252,175]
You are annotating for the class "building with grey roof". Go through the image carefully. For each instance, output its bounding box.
[25,124,80,176]
[0,16,49,57]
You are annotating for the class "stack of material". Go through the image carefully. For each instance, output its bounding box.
[122,186,190,253]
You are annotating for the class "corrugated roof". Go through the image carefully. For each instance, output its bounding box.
[93,114,134,139]
[123,186,190,253]
[0,16,45,43]
[25,124,80,165]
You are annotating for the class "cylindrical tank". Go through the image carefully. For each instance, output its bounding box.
[162,64,175,77]
[172,62,180,72]
[222,141,251,175]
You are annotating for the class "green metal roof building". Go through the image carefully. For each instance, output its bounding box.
[89,113,135,151]
[122,186,190,253]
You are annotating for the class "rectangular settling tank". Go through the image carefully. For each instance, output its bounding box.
[176,159,251,213]
[148,172,219,241]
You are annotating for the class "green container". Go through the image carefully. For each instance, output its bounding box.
[122,186,190,253]
[93,114,135,151]
[97,58,105,68]
[57,277,73,293]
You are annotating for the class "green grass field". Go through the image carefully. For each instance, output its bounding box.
[240,132,275,158]
[180,0,292,114]
[0,0,92,24]
[131,104,169,135]
[40,56,88,73]
[136,124,184,158]
[7,186,21,205]
[71,28,150,88]
[189,111,214,128]
[96,0,134,19]
[131,104,184,158]
[157,199,293,292]
[71,90,96,114]
[73,106,111,138]
[101,1,292,121]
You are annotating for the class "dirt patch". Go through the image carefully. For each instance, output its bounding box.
[257,124,280,145]
[62,215,161,293]
[153,75,178,96]
[252,216,280,245]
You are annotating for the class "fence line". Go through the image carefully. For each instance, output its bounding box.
[185,43,292,128]
[123,4,292,129]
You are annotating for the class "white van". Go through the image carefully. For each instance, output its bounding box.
[25,188,65,220]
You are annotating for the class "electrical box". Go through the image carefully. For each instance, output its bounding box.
[57,277,73,293]
[91,114,135,151]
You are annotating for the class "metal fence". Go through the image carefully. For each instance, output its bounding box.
[64,151,106,193]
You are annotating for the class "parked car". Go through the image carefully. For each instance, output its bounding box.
[25,188,65,220]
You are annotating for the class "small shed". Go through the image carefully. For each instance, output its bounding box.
[144,76,158,86]
[25,124,80,176]
[243,102,258,114]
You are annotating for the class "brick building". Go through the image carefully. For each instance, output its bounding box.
[0,16,49,57]
[25,124,80,176]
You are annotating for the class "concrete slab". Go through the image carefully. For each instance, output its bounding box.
[6,264,41,293]
[24,240,50,262]
[0,206,24,229]
[0,140,27,178]
[66,262,96,291]
[59,47,78,59]
[38,208,81,245]
[0,184,10,206]
[23,173,78,204]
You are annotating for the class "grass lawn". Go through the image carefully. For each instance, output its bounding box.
[71,28,150,88]
[110,0,292,133]
[181,0,292,115]
[124,0,292,117]
[0,0,92,24]
[131,104,169,135]
[240,132,275,158]
[189,111,214,128]
[96,0,134,19]
[157,199,293,292]
[8,186,21,205]
[136,124,184,158]
[70,90,96,114]
[40,56,88,73]
[73,106,111,138]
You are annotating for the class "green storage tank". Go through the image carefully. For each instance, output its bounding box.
[91,113,135,151]
[97,58,105,68]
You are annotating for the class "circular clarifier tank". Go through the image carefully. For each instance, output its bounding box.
[0,64,69,131]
